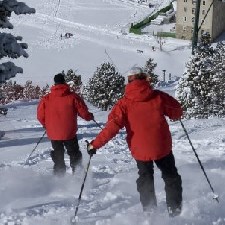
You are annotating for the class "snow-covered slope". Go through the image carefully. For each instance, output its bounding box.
[10,0,190,86]
[0,100,225,225]
[1,0,225,224]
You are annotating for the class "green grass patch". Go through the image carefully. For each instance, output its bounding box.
[156,32,176,38]
[130,3,173,34]
[129,27,142,35]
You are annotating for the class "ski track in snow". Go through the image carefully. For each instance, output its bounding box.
[1,102,225,225]
[0,102,139,225]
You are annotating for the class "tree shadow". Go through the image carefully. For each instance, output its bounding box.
[0,136,48,148]
[78,122,105,129]
[6,127,44,133]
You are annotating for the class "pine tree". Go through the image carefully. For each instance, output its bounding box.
[23,81,49,100]
[0,80,49,104]
[175,33,225,118]
[0,0,35,116]
[83,62,125,111]
[62,69,82,94]
[143,58,158,87]
[211,41,225,116]
[0,0,35,83]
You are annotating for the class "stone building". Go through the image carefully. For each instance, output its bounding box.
[176,0,225,40]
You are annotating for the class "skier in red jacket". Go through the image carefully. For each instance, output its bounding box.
[87,67,183,217]
[37,73,94,175]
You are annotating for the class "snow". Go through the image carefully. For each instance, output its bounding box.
[1,0,225,224]
[9,0,191,85]
[1,101,225,225]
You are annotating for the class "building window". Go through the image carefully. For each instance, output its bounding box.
[192,8,195,14]
[183,26,187,31]
[192,17,195,23]
[192,0,196,4]
[184,0,187,2]
[184,7,187,12]
[184,17,187,22]
[202,10,205,15]
[202,1,205,5]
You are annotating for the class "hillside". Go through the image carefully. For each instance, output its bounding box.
[10,0,190,86]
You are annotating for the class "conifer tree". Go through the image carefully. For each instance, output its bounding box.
[143,58,158,87]
[175,33,225,118]
[0,80,49,104]
[0,0,35,83]
[0,0,35,117]
[62,69,82,94]
[211,41,225,115]
[83,62,125,111]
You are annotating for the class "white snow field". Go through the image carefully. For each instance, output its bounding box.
[10,0,190,85]
[1,101,225,225]
[1,0,225,224]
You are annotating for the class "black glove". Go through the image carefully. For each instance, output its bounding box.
[87,143,96,156]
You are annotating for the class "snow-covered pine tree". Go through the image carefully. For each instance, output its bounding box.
[0,80,23,103]
[215,41,225,60]
[143,57,158,87]
[0,80,49,104]
[83,62,125,111]
[0,0,35,83]
[175,33,225,118]
[211,41,225,116]
[62,69,82,94]
[23,80,49,100]
[0,0,35,117]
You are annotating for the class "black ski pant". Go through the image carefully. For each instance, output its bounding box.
[136,152,182,215]
[50,136,82,172]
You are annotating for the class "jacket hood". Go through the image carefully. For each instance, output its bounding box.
[125,80,153,102]
[50,83,71,97]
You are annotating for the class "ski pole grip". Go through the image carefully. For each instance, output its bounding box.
[85,140,95,158]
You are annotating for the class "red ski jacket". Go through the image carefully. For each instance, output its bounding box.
[92,80,183,161]
[37,84,93,140]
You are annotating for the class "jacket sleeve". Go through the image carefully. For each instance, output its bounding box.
[92,101,125,149]
[74,94,93,121]
[37,98,46,127]
[158,90,183,120]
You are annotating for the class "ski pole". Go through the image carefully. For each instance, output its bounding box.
[179,119,219,203]
[71,140,93,225]
[93,119,103,130]
[24,130,46,165]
